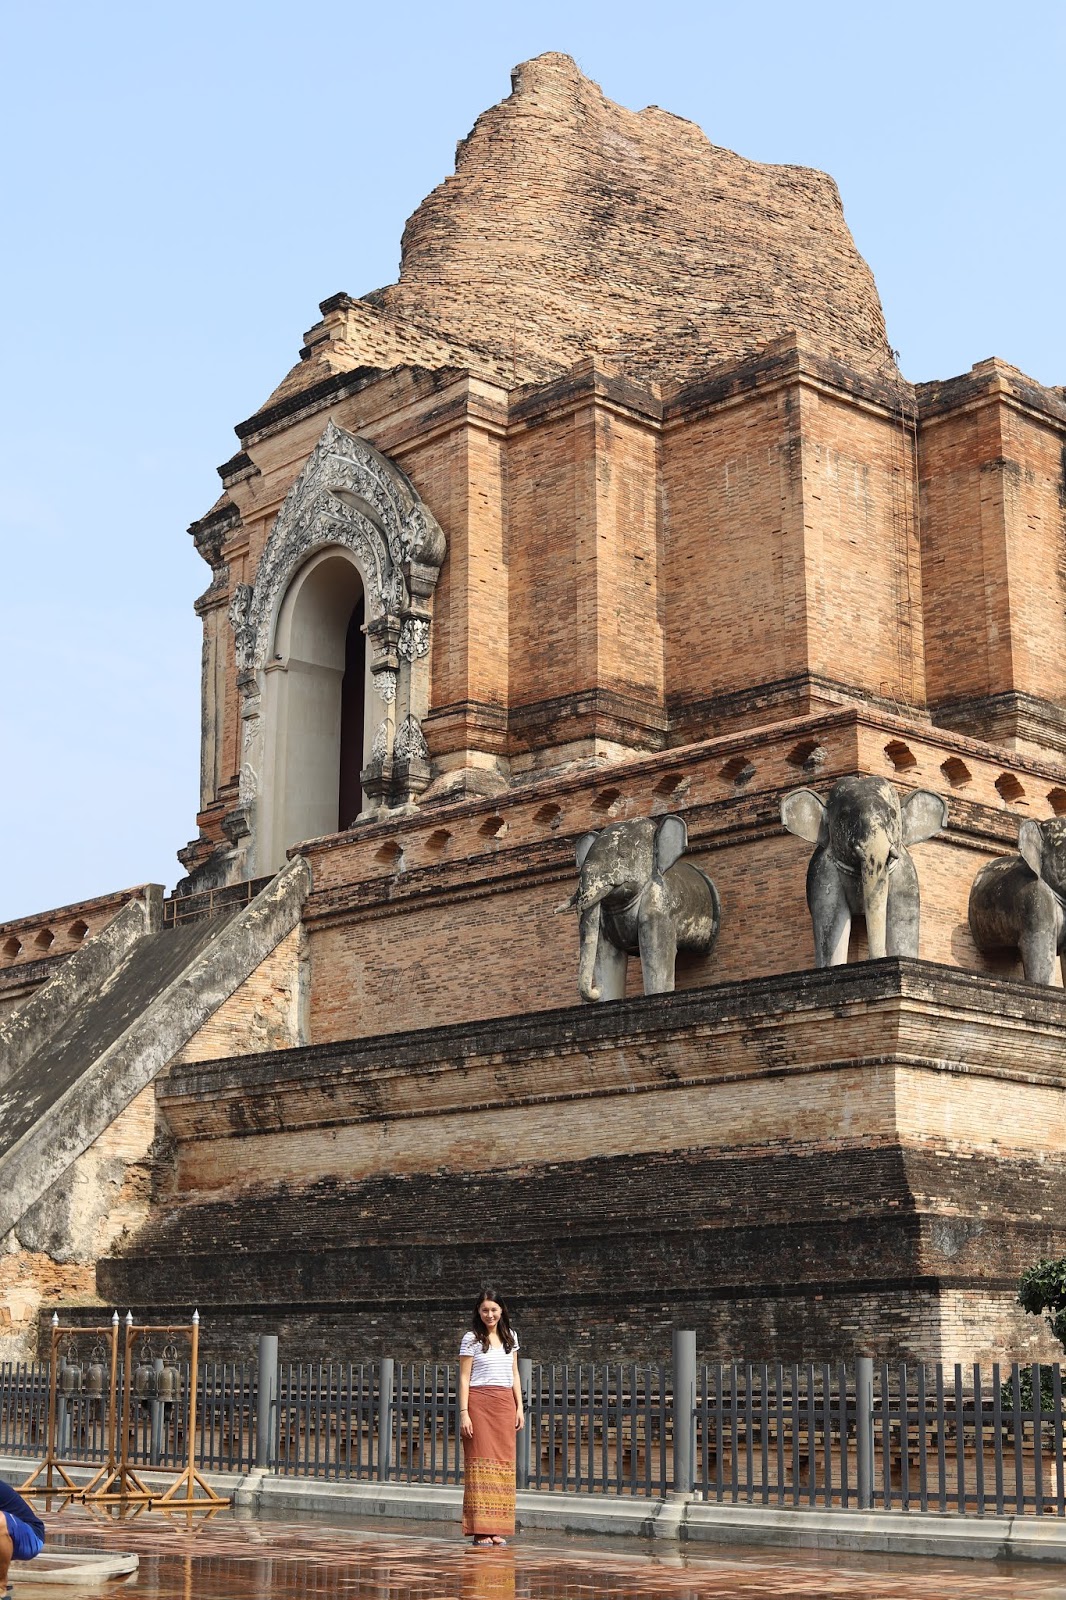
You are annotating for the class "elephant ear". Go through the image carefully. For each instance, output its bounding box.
[1019,819,1045,877]
[575,831,599,870]
[901,790,947,845]
[781,789,827,845]
[654,815,688,875]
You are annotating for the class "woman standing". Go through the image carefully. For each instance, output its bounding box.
[459,1288,524,1546]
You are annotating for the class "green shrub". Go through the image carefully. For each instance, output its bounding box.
[1006,1365,1058,1415]
[1018,1257,1066,1355]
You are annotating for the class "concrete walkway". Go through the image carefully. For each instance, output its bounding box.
[237,1470,1066,1563]
[34,1504,1066,1600]
[6,1455,1066,1566]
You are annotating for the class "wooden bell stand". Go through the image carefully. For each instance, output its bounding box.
[21,1311,229,1509]
[20,1314,121,1499]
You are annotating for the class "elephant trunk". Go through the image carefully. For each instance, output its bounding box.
[578,902,603,1001]
[861,864,890,960]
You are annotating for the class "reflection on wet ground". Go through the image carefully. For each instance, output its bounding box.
[25,1502,1066,1599]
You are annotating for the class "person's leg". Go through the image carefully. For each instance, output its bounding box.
[462,1392,497,1544]
[0,1521,13,1595]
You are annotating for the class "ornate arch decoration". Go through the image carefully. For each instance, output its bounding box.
[228,420,446,860]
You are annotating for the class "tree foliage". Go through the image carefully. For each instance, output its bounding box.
[1018,1258,1066,1353]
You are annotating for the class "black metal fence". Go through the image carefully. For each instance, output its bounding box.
[273,1359,672,1495]
[696,1359,1066,1515]
[0,1360,257,1474]
[4,1343,1066,1516]
[276,1363,389,1481]
[525,1361,670,1496]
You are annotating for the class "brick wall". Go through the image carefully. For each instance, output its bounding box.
[800,385,926,708]
[170,926,305,1066]
[0,885,147,975]
[663,379,804,715]
[919,362,1066,752]
[182,325,1065,889]
[56,1289,1062,1369]
[83,964,1064,1365]
[1,1084,161,1361]
[421,421,509,753]
[377,53,891,390]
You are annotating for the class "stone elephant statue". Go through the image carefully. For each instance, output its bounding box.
[556,815,720,1001]
[968,817,1066,985]
[781,775,947,967]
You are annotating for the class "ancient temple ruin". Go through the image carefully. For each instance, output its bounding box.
[2,54,1066,1365]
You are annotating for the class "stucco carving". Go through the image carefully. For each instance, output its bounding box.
[377,670,398,704]
[399,619,431,661]
[241,421,444,675]
[969,817,1066,985]
[394,714,430,762]
[558,815,720,1001]
[228,583,255,674]
[781,777,946,966]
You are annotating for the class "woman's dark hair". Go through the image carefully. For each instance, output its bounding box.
[470,1288,516,1353]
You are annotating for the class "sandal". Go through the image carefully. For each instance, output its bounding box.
[490,1536,508,1546]
[472,1536,494,1546]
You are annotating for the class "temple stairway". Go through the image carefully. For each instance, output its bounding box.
[0,859,309,1243]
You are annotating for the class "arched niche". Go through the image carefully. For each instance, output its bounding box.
[228,421,446,876]
[258,549,375,873]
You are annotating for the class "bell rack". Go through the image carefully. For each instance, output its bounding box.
[20,1311,229,1508]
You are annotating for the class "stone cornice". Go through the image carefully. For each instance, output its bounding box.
[666,673,931,739]
[187,500,242,570]
[662,338,911,429]
[917,361,1066,432]
[235,364,482,449]
[235,366,392,445]
[216,451,259,488]
[296,791,1028,929]
[506,361,663,431]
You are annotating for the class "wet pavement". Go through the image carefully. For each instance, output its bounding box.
[21,1503,1066,1599]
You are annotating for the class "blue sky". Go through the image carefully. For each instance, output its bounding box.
[1,1,1063,923]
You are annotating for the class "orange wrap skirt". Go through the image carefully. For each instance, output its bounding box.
[461,1385,517,1536]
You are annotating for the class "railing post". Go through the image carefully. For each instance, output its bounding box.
[516,1356,532,1490]
[672,1330,696,1495]
[378,1357,395,1481]
[255,1335,279,1469]
[856,1357,874,1511]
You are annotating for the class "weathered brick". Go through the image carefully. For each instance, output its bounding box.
[11,58,1066,1376]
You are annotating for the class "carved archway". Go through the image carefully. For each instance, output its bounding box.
[228,421,446,874]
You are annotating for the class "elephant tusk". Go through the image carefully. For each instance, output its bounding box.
[553,894,580,915]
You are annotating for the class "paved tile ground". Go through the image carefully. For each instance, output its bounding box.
[18,1503,1066,1599]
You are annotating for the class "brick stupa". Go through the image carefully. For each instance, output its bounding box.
[265,53,892,404]
[1,57,1066,1372]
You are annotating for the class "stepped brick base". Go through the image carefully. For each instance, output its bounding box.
[82,961,1066,1366]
